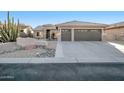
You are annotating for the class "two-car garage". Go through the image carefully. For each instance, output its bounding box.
[61,29,102,41]
[56,21,107,41]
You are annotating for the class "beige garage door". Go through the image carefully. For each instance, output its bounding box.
[74,29,101,41]
[61,29,71,41]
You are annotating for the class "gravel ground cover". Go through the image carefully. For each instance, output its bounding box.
[0,41,57,58]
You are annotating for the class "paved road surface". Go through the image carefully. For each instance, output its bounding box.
[0,63,124,81]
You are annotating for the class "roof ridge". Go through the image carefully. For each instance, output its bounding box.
[56,20,108,26]
[110,21,124,25]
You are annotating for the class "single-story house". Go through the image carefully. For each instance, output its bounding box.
[33,21,108,41]
[33,20,124,41]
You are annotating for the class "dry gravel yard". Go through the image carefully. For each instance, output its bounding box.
[0,41,57,58]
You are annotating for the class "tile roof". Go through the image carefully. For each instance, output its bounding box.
[19,23,31,29]
[34,24,56,31]
[56,20,108,27]
[34,25,43,30]
[106,21,124,29]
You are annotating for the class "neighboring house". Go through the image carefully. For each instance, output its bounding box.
[0,24,3,28]
[104,22,124,41]
[0,23,34,38]
[19,24,34,37]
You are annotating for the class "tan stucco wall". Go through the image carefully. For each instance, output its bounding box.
[34,31,44,39]
[51,30,60,39]
[34,29,59,39]
[104,27,124,41]
[33,25,124,41]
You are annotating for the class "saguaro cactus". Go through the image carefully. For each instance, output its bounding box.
[0,11,19,43]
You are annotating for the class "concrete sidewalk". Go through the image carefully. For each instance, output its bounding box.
[0,57,124,63]
[55,42,64,58]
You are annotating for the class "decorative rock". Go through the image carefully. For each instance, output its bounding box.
[16,37,48,48]
[35,49,55,57]
[25,45,37,50]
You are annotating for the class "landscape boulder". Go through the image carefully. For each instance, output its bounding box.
[16,37,48,49]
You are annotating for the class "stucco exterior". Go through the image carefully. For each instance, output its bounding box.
[32,21,124,41]
[104,27,124,41]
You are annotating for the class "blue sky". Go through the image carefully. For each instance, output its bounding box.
[0,11,124,28]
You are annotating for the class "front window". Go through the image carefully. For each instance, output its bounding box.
[20,30,24,32]
[56,27,58,30]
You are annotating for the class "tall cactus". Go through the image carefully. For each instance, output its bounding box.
[17,19,20,37]
[0,21,1,25]
[0,11,19,43]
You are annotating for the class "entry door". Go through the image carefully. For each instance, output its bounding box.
[46,30,50,39]
[61,29,71,41]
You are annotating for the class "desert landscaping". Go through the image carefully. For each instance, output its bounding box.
[0,41,57,58]
[0,12,57,58]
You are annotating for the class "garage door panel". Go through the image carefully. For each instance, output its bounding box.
[61,29,71,41]
[74,29,101,41]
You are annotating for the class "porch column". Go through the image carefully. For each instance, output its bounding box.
[50,30,51,40]
[101,28,105,41]
[43,29,46,40]
[58,28,61,41]
[71,28,74,41]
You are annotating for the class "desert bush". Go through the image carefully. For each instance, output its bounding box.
[19,32,28,38]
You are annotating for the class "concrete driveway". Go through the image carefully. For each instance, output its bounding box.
[56,41,124,62]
